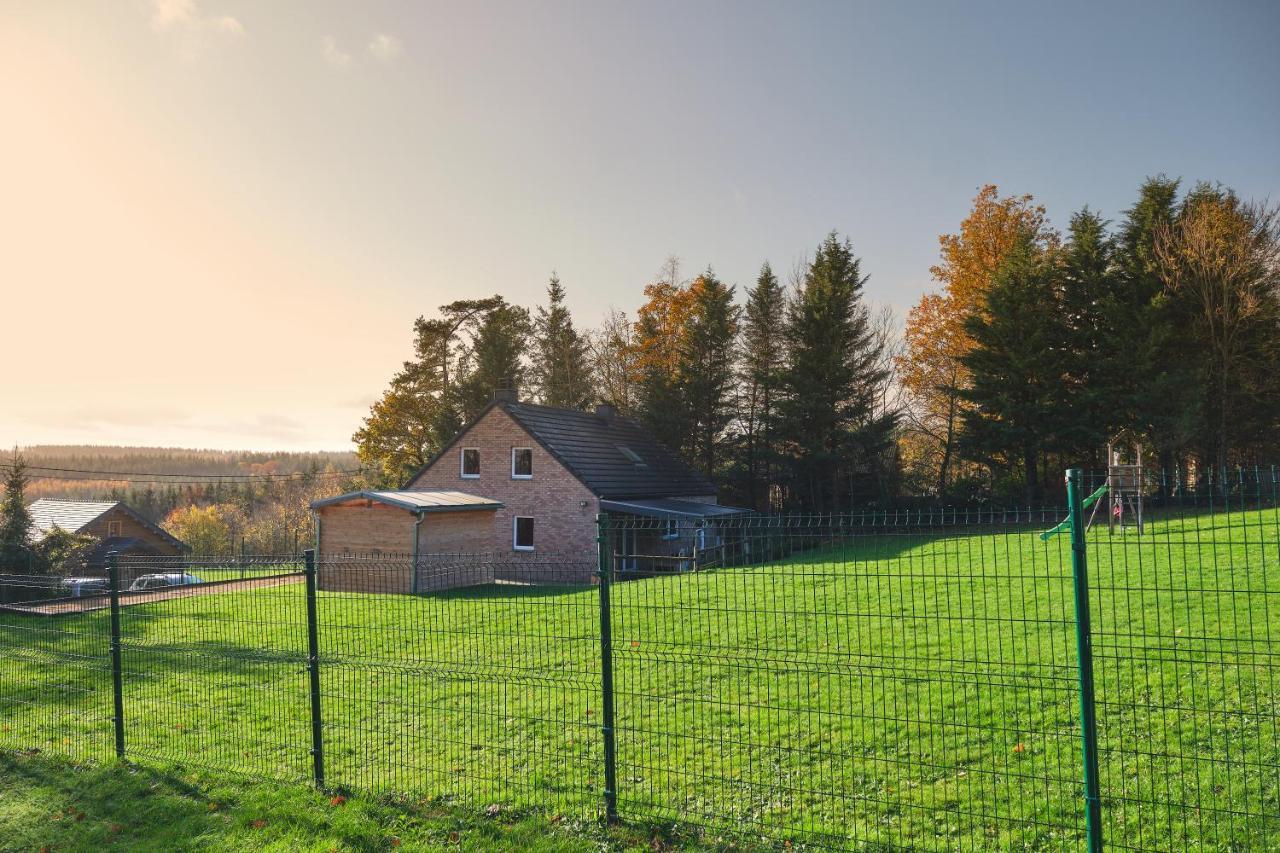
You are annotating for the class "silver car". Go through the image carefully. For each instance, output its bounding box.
[128,572,204,591]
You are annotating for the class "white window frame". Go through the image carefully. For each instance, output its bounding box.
[661,517,680,540]
[513,516,535,551]
[460,447,480,479]
[511,447,533,479]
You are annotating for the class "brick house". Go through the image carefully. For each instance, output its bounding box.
[27,499,189,570]
[313,389,748,592]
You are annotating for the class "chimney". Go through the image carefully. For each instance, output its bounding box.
[494,387,518,404]
[594,403,617,422]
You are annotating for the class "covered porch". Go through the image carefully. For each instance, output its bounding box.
[599,498,751,574]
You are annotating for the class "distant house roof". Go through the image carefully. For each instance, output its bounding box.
[409,400,717,500]
[27,499,189,552]
[311,490,503,513]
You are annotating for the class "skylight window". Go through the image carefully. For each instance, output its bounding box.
[617,445,647,467]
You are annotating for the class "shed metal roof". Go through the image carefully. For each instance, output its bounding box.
[311,490,503,513]
[600,498,752,520]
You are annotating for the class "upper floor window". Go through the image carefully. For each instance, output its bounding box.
[617,445,647,467]
[511,447,533,479]
[460,448,480,478]
[107,521,122,538]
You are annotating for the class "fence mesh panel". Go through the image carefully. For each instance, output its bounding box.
[0,573,113,764]
[1085,467,1280,850]
[112,555,310,782]
[315,553,602,818]
[604,510,1086,849]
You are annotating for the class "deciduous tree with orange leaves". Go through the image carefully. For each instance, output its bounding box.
[897,185,1058,494]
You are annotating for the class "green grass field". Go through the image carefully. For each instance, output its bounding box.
[3,506,1278,850]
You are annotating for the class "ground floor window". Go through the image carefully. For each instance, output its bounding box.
[513,516,535,550]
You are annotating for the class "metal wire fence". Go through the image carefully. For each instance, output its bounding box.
[1,467,1278,849]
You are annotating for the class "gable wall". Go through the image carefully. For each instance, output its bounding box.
[80,506,184,557]
[408,407,600,562]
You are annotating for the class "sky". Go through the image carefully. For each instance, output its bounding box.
[1,1,1277,452]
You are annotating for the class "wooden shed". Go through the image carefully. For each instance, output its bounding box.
[311,490,502,593]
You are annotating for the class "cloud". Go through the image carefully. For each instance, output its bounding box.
[147,0,244,38]
[321,35,353,69]
[368,33,403,63]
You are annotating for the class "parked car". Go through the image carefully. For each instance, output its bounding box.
[127,573,203,592]
[59,577,109,597]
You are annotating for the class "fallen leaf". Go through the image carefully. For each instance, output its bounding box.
[330,795,347,807]
[1013,742,1026,753]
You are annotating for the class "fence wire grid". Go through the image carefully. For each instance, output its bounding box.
[1,466,1278,850]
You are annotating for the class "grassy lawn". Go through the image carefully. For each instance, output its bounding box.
[0,752,729,851]
[3,506,1278,849]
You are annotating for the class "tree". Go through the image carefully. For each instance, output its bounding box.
[1056,207,1121,460]
[164,504,234,556]
[899,185,1057,494]
[737,262,787,510]
[589,308,637,413]
[32,527,97,573]
[633,259,698,454]
[355,296,502,484]
[678,269,739,478]
[959,232,1067,503]
[1155,189,1280,471]
[778,232,895,511]
[1114,176,1193,474]
[0,454,34,569]
[454,300,532,420]
[530,274,593,409]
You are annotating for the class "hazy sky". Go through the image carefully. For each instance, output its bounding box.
[2,1,1277,452]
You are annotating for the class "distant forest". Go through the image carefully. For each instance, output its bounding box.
[1,446,366,556]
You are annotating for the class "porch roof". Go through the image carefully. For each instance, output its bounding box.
[599,498,751,521]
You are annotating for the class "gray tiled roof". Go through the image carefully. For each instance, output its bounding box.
[499,402,716,499]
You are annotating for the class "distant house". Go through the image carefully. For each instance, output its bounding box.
[27,499,189,570]
[312,389,749,592]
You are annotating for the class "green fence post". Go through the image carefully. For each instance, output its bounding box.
[596,514,619,823]
[106,551,125,760]
[1067,469,1104,852]
[303,549,325,788]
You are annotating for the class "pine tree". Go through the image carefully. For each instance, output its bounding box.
[354,296,501,483]
[1057,208,1120,461]
[738,262,786,509]
[679,270,739,478]
[0,454,34,569]
[778,233,895,511]
[959,232,1067,503]
[530,274,593,409]
[455,301,532,419]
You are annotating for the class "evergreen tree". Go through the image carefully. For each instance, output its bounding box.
[1114,176,1196,475]
[455,301,532,419]
[1057,208,1120,461]
[530,274,593,409]
[959,233,1067,503]
[678,270,739,478]
[0,454,34,569]
[738,262,786,509]
[778,233,895,511]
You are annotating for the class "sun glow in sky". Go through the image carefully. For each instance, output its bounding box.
[1,1,1277,451]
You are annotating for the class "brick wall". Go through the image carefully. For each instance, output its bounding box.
[407,407,599,583]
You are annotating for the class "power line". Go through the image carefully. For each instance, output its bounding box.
[20,465,364,481]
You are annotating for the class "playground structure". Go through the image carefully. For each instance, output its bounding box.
[1095,438,1144,534]
[1041,438,1146,541]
